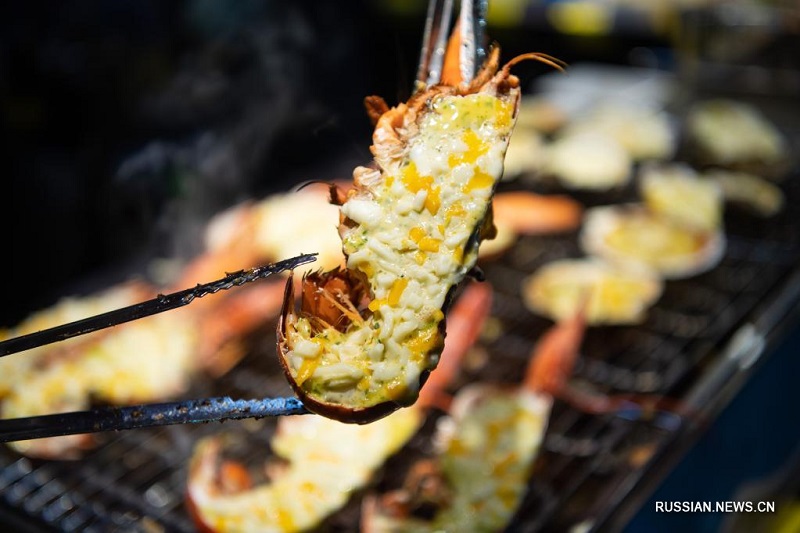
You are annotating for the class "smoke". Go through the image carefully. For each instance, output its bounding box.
[4,1,375,324]
[107,2,369,275]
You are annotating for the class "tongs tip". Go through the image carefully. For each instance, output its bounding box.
[417,0,489,90]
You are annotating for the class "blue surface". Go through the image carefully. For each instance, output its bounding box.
[626,325,800,532]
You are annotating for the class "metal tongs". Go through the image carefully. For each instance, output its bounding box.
[0,0,489,445]
[416,0,488,90]
[0,254,317,443]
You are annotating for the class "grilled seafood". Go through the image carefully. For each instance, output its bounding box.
[363,300,682,532]
[515,95,567,134]
[362,386,551,533]
[562,103,675,162]
[687,99,788,173]
[2,182,344,458]
[186,281,493,533]
[0,282,151,399]
[188,412,420,533]
[501,96,567,180]
[581,204,726,280]
[544,131,632,190]
[703,169,784,218]
[581,163,726,280]
[492,191,583,237]
[639,163,723,233]
[3,281,286,459]
[521,258,663,326]
[278,46,564,423]
[525,305,685,424]
[501,129,545,180]
[361,304,582,533]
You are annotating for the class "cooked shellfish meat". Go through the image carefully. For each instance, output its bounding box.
[639,163,723,233]
[363,387,551,533]
[202,184,345,277]
[187,281,494,533]
[278,49,560,422]
[687,99,787,166]
[0,283,148,398]
[563,103,676,161]
[188,409,421,533]
[544,131,632,190]
[581,204,726,280]
[703,169,784,218]
[522,258,663,325]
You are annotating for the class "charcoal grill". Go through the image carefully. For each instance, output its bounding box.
[2,168,800,532]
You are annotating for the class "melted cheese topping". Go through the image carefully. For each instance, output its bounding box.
[688,99,786,165]
[581,205,726,280]
[564,103,675,161]
[285,94,515,408]
[371,388,551,532]
[0,284,145,397]
[545,131,631,190]
[432,391,549,531]
[704,169,784,218]
[640,164,722,232]
[605,216,707,259]
[190,408,421,532]
[522,258,663,325]
[4,310,197,457]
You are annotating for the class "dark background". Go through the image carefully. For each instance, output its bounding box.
[4,1,377,325]
[3,0,671,327]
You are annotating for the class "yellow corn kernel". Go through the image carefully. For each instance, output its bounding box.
[452,246,464,263]
[275,506,296,531]
[388,278,409,306]
[493,452,518,476]
[414,251,427,265]
[447,152,460,168]
[445,203,466,224]
[438,224,445,234]
[359,262,375,278]
[432,309,445,322]
[425,185,441,214]
[295,357,320,386]
[357,376,371,391]
[409,226,426,243]
[462,130,485,164]
[464,170,494,192]
[406,327,440,363]
[402,162,433,193]
[368,299,387,312]
[418,236,441,253]
[493,99,513,130]
[447,437,467,456]
[385,175,394,187]
[497,486,519,509]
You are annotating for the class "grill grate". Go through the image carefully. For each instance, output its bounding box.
[2,174,800,532]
